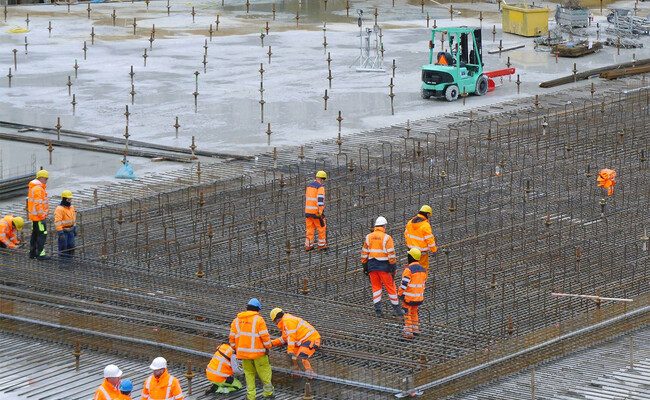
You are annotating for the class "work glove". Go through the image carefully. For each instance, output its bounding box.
[362,263,368,275]
[389,264,396,277]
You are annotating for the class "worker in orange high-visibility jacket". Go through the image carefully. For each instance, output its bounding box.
[304,170,328,251]
[361,216,403,318]
[398,248,427,340]
[0,215,24,249]
[597,168,616,196]
[54,190,77,260]
[205,343,243,395]
[94,364,123,400]
[404,205,438,272]
[27,169,50,260]
[229,298,274,400]
[269,308,320,376]
[142,357,184,400]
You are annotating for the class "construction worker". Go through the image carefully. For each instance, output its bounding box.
[27,169,50,260]
[404,205,438,271]
[361,216,403,317]
[141,357,184,400]
[304,170,327,251]
[0,215,24,249]
[597,168,617,196]
[54,190,77,259]
[398,248,427,340]
[269,307,320,376]
[229,298,274,400]
[94,364,123,400]
[118,379,133,399]
[205,343,243,395]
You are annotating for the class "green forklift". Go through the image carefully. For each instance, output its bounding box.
[421,26,488,101]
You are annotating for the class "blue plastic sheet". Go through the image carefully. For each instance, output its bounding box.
[115,160,136,180]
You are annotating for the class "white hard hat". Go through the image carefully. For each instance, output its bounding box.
[375,216,387,226]
[103,364,123,378]
[149,357,167,370]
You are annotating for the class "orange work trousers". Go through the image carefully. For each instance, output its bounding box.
[402,302,420,339]
[305,217,326,250]
[369,271,399,305]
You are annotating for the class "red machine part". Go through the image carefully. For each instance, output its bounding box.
[484,68,516,92]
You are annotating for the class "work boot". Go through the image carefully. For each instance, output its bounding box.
[204,384,217,395]
[36,255,51,261]
[392,304,404,317]
[374,303,383,317]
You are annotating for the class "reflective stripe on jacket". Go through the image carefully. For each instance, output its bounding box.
[304,180,325,217]
[360,227,396,272]
[398,262,426,304]
[0,215,19,248]
[206,343,234,383]
[271,313,320,355]
[141,370,184,400]
[229,311,272,360]
[404,214,437,253]
[27,179,48,222]
[54,205,76,231]
[94,379,122,400]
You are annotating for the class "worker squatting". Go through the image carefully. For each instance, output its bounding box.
[3,169,617,399]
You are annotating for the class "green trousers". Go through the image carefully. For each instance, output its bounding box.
[214,377,243,393]
[242,356,273,400]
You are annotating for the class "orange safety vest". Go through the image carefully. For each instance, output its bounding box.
[597,168,616,196]
[27,179,48,222]
[54,204,76,231]
[229,311,272,360]
[404,214,437,254]
[0,215,19,249]
[141,370,184,400]
[361,227,396,270]
[271,313,320,355]
[304,180,325,217]
[399,262,427,304]
[206,344,235,384]
[94,379,122,400]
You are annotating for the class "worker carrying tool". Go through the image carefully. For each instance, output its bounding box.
[229,298,274,400]
[54,190,77,260]
[27,169,50,260]
[361,216,403,317]
[94,364,123,400]
[118,379,133,399]
[142,357,184,400]
[597,168,617,196]
[0,215,24,249]
[398,248,427,340]
[404,205,438,272]
[269,307,320,376]
[304,170,328,251]
[205,343,243,395]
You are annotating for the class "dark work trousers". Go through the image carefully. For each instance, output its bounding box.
[29,220,47,258]
[57,229,75,259]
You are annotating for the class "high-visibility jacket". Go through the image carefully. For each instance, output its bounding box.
[271,313,320,355]
[54,205,76,231]
[0,215,20,249]
[142,370,184,400]
[206,343,235,383]
[27,179,48,222]
[404,214,437,254]
[399,262,426,304]
[94,379,122,400]
[597,168,616,196]
[304,180,325,217]
[229,311,272,360]
[361,226,396,273]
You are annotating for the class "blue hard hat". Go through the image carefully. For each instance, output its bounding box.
[119,379,133,393]
[247,298,262,309]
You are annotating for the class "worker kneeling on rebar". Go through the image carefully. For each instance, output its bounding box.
[205,343,243,395]
[0,215,24,250]
[269,307,320,377]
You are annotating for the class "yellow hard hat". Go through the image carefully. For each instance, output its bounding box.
[12,217,24,230]
[407,247,422,261]
[36,169,49,179]
[61,190,73,199]
[270,307,283,321]
[419,205,432,214]
[315,170,327,179]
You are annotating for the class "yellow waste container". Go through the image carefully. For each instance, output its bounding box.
[501,2,549,37]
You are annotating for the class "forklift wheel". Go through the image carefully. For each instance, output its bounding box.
[445,85,459,102]
[475,75,489,96]
[421,90,431,100]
